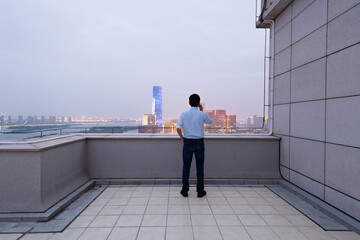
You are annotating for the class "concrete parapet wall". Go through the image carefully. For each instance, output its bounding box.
[0,136,89,212]
[0,135,280,213]
[87,136,280,179]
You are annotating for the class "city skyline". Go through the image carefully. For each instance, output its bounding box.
[0,0,264,119]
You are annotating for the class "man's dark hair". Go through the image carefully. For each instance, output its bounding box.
[189,94,200,107]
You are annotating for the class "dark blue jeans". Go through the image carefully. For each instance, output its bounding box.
[182,138,205,192]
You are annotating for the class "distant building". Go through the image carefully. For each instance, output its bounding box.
[152,86,162,127]
[226,115,237,132]
[0,115,4,126]
[41,116,46,124]
[18,115,23,124]
[142,114,156,126]
[162,122,177,134]
[27,116,34,124]
[204,109,236,133]
[7,116,12,125]
[68,117,72,123]
[50,116,56,124]
[246,115,264,128]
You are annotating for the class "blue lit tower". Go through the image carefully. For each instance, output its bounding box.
[152,86,162,127]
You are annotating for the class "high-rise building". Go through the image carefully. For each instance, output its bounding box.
[152,86,162,127]
[0,114,4,126]
[7,116,12,125]
[18,115,23,124]
[41,116,46,124]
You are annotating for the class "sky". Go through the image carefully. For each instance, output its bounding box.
[0,0,265,120]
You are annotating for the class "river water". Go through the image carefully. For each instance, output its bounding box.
[0,121,140,141]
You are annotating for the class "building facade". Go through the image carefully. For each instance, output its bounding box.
[258,0,360,221]
[152,86,162,127]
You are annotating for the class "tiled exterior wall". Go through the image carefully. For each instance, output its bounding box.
[273,0,360,221]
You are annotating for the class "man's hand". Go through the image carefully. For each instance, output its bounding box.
[176,128,184,142]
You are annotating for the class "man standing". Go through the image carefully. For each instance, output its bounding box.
[176,94,213,198]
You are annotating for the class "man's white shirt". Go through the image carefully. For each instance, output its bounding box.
[176,107,213,139]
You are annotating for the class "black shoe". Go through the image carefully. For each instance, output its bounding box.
[180,190,188,197]
[197,190,207,198]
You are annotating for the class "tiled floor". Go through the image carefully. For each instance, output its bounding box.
[1,186,359,240]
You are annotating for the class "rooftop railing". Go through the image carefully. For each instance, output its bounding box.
[0,125,269,142]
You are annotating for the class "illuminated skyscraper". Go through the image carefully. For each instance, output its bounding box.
[152,86,162,127]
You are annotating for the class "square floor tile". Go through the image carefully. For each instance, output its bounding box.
[151,191,169,197]
[206,191,224,198]
[167,215,192,226]
[236,187,256,192]
[238,215,267,226]
[113,192,133,198]
[214,215,241,226]
[145,205,168,215]
[188,197,209,205]
[166,227,194,240]
[137,227,165,240]
[122,205,146,215]
[128,197,149,205]
[190,205,212,214]
[222,191,243,198]
[107,227,139,240]
[261,215,292,226]
[169,197,188,205]
[89,216,118,228]
[284,215,317,227]
[116,215,143,227]
[253,205,279,215]
[240,192,261,198]
[191,215,217,226]
[168,205,190,214]
[78,228,112,240]
[99,205,124,215]
[271,227,308,240]
[148,197,168,205]
[193,226,222,240]
[219,226,251,240]
[211,205,235,215]
[107,198,129,205]
[208,198,228,205]
[141,215,166,227]
[246,226,280,240]
[232,205,257,214]
[132,191,151,198]
[297,227,336,240]
[226,197,248,205]
[245,198,269,205]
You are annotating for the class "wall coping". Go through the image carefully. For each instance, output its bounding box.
[0,134,280,152]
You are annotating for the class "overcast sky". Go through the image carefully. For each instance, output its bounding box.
[0,0,265,120]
